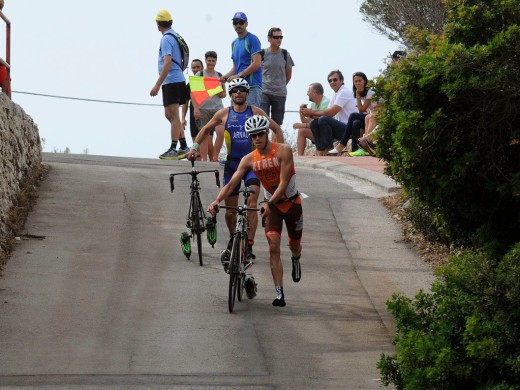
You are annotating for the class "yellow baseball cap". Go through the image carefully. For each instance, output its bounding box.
[155,10,172,22]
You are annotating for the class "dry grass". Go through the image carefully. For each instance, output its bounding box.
[0,163,49,274]
[380,192,453,269]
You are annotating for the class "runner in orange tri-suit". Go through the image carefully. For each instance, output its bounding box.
[208,114,303,307]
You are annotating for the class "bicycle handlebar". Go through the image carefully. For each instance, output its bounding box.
[218,205,260,213]
[169,168,220,192]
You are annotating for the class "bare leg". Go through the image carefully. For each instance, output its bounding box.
[207,133,215,162]
[247,185,260,242]
[164,104,184,141]
[297,128,314,156]
[212,125,225,161]
[266,233,283,286]
[224,195,239,236]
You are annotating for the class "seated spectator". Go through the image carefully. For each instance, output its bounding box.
[300,70,357,156]
[292,82,329,156]
[328,72,374,155]
[351,98,383,156]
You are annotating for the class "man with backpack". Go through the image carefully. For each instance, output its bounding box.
[221,12,263,107]
[150,9,190,160]
[260,27,295,126]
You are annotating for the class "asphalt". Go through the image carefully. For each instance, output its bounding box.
[294,155,400,195]
[0,153,431,389]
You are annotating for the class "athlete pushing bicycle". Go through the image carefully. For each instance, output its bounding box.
[186,78,284,265]
[207,115,303,307]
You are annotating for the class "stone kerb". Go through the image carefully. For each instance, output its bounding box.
[0,93,42,259]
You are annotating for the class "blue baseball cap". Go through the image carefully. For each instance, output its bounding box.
[232,12,247,22]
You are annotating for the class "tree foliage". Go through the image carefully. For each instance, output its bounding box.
[376,0,520,248]
[375,0,520,387]
[360,0,448,47]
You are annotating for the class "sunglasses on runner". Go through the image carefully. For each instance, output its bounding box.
[231,87,248,94]
[250,131,267,139]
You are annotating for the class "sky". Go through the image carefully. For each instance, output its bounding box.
[3,1,399,158]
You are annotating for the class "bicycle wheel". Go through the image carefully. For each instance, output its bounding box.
[237,232,248,302]
[191,193,204,266]
[228,234,241,313]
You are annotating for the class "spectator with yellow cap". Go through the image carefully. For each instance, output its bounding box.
[150,9,190,160]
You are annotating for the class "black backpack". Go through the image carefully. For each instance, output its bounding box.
[164,32,190,71]
[259,48,288,63]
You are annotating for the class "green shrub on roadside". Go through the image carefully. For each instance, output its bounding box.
[376,0,520,249]
[378,243,520,389]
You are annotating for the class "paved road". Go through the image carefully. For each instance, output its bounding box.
[0,154,434,389]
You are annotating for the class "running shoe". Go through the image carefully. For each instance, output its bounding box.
[176,147,190,159]
[159,147,181,160]
[245,275,257,299]
[291,255,301,283]
[349,148,370,157]
[220,249,230,273]
[272,293,286,307]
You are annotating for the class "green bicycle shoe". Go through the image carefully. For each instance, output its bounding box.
[205,217,217,246]
[180,232,191,258]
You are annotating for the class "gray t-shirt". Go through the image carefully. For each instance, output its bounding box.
[261,48,295,96]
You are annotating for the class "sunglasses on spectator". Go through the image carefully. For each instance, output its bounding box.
[233,20,245,26]
[231,87,248,93]
[328,78,339,83]
[250,131,267,138]
[270,35,283,40]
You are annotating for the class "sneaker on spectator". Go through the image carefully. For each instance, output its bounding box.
[176,147,190,159]
[159,148,180,160]
[349,148,370,157]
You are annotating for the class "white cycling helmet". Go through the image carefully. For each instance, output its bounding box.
[245,114,269,135]
[228,77,250,93]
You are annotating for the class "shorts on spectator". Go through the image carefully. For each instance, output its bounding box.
[162,82,188,106]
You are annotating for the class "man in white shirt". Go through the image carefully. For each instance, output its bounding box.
[301,70,357,155]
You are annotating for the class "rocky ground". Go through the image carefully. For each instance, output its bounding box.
[380,192,453,269]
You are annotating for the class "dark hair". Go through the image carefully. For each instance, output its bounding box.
[352,72,369,97]
[268,27,281,37]
[391,50,407,60]
[205,51,217,59]
[157,20,172,28]
[191,59,203,67]
[327,70,344,82]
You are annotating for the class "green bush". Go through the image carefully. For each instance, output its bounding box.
[376,0,520,248]
[378,243,520,389]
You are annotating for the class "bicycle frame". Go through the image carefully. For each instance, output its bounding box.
[170,158,220,265]
[219,187,259,313]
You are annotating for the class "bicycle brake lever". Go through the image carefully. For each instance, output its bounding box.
[169,174,174,192]
[215,171,220,187]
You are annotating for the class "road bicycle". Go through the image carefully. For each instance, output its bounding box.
[218,187,259,313]
[169,157,220,266]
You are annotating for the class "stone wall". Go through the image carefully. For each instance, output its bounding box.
[0,93,42,258]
